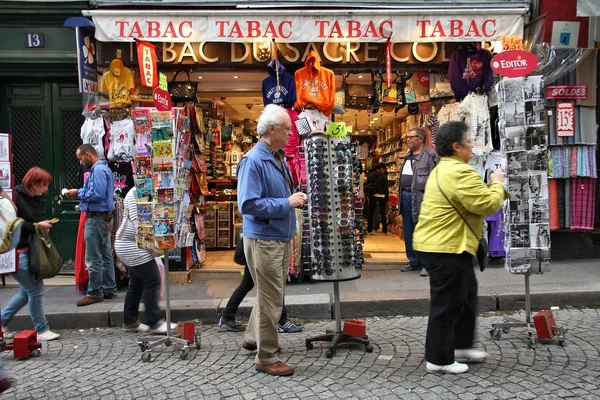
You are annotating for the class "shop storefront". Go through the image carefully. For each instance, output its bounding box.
[74,0,537,281]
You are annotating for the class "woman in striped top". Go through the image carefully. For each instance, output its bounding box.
[115,189,174,334]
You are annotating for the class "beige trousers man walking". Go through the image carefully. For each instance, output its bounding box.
[243,238,290,365]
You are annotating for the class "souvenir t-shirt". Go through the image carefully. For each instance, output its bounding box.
[108,118,136,161]
[108,161,135,196]
[81,118,106,159]
[101,67,135,108]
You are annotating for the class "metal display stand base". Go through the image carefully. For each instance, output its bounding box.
[305,281,373,358]
[137,253,191,362]
[489,272,568,348]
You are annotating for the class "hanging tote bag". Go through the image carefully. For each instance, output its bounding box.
[28,224,62,280]
[168,70,198,103]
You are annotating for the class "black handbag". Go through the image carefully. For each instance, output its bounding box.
[233,234,246,265]
[168,70,198,103]
[436,171,489,272]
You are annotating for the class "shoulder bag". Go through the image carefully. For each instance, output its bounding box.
[29,224,62,280]
[436,170,488,271]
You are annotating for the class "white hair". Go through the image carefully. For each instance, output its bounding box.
[256,104,289,136]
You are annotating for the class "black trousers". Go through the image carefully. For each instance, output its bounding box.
[222,264,288,325]
[367,196,387,233]
[416,251,478,365]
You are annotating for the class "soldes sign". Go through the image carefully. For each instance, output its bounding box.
[491,49,538,78]
[546,85,587,100]
[153,87,172,111]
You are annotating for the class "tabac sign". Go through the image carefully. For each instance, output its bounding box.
[88,11,525,43]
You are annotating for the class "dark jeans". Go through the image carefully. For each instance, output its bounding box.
[223,264,288,325]
[367,196,387,233]
[124,259,162,327]
[401,191,419,265]
[416,251,478,366]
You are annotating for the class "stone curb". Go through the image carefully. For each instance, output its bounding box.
[5,290,600,331]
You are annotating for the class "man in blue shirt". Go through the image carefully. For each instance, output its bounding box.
[237,104,307,377]
[66,144,117,306]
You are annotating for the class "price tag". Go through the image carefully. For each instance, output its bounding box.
[325,122,348,138]
[501,36,524,51]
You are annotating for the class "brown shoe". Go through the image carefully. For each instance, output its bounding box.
[76,295,104,307]
[242,341,257,351]
[242,341,281,353]
[255,361,294,376]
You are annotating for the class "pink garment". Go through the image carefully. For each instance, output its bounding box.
[282,108,300,156]
[155,257,165,301]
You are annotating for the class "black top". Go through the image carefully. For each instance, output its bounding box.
[14,184,44,249]
[365,171,389,198]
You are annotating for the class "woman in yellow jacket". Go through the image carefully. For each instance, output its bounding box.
[413,121,509,375]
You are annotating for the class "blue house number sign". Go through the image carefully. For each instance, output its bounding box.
[24,33,45,48]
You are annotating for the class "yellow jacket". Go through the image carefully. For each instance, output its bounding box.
[413,156,509,257]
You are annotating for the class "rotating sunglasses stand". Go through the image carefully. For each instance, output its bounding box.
[302,134,373,357]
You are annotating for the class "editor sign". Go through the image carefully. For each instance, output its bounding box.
[491,49,537,78]
[153,87,172,111]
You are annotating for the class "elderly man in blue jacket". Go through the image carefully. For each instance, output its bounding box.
[237,104,307,377]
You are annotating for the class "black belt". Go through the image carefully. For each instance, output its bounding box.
[86,211,110,217]
[402,187,412,192]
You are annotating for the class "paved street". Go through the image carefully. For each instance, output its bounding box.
[1,309,599,399]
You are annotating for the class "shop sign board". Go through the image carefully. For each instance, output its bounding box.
[546,85,587,100]
[556,102,575,137]
[90,13,524,43]
[491,49,537,78]
[153,87,172,111]
[75,27,98,93]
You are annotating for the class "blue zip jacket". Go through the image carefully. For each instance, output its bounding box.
[237,140,296,241]
[262,59,296,109]
[77,160,115,212]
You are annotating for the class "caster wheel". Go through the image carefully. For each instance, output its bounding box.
[180,349,189,360]
[325,350,335,358]
[365,345,374,353]
[528,336,539,349]
[141,351,152,362]
[502,327,511,334]
[490,329,502,340]
[557,334,565,347]
[31,349,41,357]
[195,335,201,349]
[306,342,313,350]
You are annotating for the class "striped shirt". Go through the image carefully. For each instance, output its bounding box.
[114,189,154,267]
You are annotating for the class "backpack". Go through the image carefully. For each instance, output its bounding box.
[0,197,24,254]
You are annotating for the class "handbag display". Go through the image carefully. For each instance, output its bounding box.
[436,171,488,271]
[168,70,198,103]
[28,224,62,280]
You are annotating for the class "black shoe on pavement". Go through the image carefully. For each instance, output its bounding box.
[103,292,118,300]
[400,264,420,272]
[218,317,245,332]
[277,319,304,333]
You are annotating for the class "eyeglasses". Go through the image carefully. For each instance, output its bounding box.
[312,220,330,229]
[406,135,418,140]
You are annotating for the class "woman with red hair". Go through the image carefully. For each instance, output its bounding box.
[1,167,60,341]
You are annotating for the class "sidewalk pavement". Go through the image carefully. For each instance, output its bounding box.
[1,258,600,331]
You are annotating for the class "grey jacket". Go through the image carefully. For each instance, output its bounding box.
[399,146,439,222]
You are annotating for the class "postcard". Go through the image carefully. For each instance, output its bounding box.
[135,178,153,202]
[137,203,153,224]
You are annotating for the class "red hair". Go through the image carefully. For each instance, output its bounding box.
[22,167,52,191]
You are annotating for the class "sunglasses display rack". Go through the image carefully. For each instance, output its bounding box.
[304,133,372,358]
[304,134,364,281]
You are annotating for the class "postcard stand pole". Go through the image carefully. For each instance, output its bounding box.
[489,250,568,348]
[137,251,190,362]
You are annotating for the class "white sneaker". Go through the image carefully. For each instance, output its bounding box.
[149,321,178,334]
[37,330,60,341]
[454,349,488,362]
[2,327,14,340]
[123,323,151,333]
[426,361,468,374]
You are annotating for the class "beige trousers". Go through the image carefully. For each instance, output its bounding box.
[243,238,290,365]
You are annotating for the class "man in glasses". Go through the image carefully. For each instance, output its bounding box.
[236,104,307,377]
[399,128,439,277]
